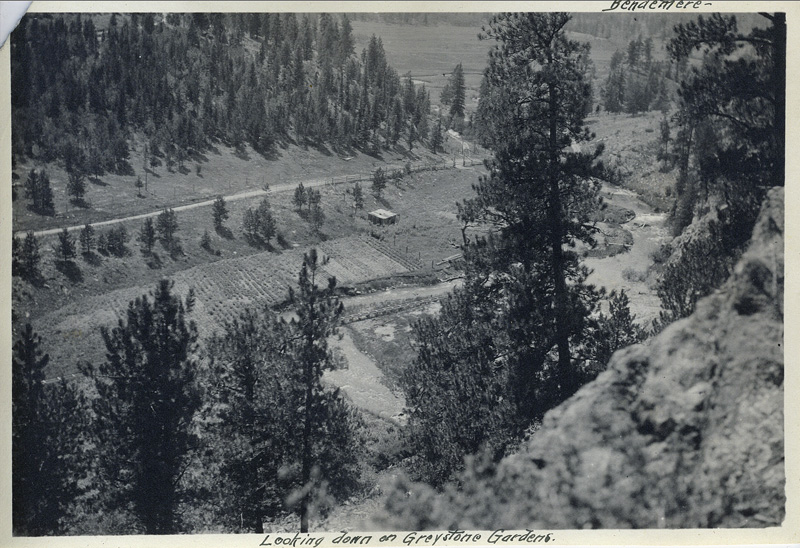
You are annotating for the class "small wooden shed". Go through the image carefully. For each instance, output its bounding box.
[368,208,397,226]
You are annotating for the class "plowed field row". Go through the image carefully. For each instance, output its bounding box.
[41,236,414,373]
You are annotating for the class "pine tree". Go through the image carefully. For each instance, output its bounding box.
[138,217,156,254]
[80,280,201,534]
[475,12,601,407]
[371,168,386,198]
[212,195,229,231]
[66,162,87,204]
[156,208,179,249]
[80,223,95,255]
[54,228,77,263]
[21,231,41,282]
[200,228,212,251]
[352,182,364,213]
[13,324,87,535]
[256,197,277,244]
[293,182,307,212]
[403,14,604,481]
[106,226,129,257]
[449,62,466,120]
[285,249,359,532]
[205,254,362,532]
[242,208,259,243]
[429,118,444,154]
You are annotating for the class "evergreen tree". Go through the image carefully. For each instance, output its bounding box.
[79,224,95,256]
[403,13,606,483]
[430,118,444,153]
[13,324,87,535]
[24,169,55,215]
[138,217,156,254]
[106,226,129,256]
[66,162,87,204]
[20,231,41,282]
[352,182,364,212]
[293,182,308,212]
[286,249,360,532]
[156,208,179,248]
[212,195,229,231]
[242,208,259,243]
[12,235,23,277]
[256,197,277,244]
[54,228,76,263]
[449,62,466,120]
[205,253,362,532]
[474,12,601,407]
[200,228,212,251]
[371,168,386,198]
[80,280,201,534]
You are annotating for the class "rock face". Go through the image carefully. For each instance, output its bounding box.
[376,188,784,529]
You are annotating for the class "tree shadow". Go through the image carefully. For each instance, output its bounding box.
[375,196,392,208]
[145,167,161,178]
[70,198,91,209]
[234,146,250,161]
[89,176,108,187]
[82,251,102,266]
[178,165,191,175]
[144,251,163,269]
[215,226,234,240]
[257,146,282,162]
[55,260,83,283]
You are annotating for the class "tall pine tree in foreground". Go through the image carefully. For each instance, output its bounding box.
[80,280,200,534]
[404,13,606,485]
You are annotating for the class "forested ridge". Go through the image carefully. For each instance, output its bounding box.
[11,13,432,177]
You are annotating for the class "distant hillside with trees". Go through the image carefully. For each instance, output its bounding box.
[11,13,432,178]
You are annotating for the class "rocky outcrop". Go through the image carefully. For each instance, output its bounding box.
[376,188,784,529]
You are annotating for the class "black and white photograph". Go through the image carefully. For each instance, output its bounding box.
[2,1,795,543]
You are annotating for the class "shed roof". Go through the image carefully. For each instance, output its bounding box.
[368,209,397,219]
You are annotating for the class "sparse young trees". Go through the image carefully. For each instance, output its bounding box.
[307,189,324,233]
[81,280,201,534]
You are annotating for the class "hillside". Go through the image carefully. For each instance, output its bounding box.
[374,187,785,529]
